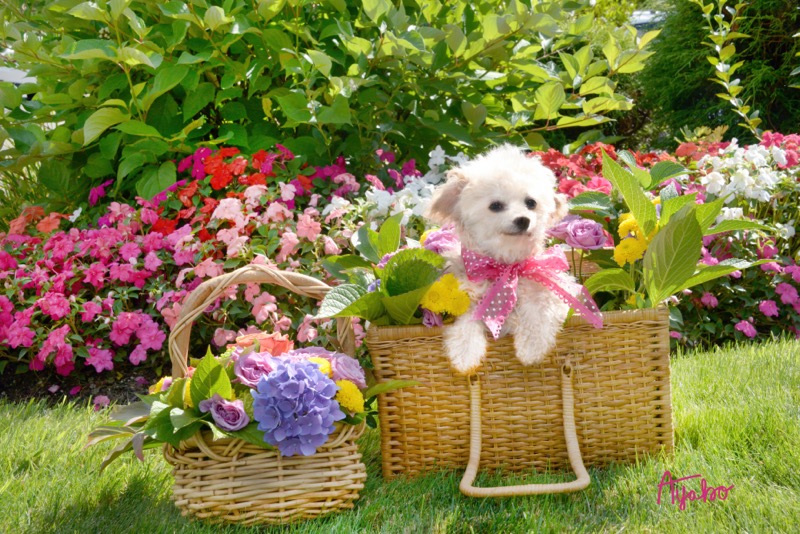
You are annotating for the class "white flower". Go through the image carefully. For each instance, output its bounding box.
[68,207,82,223]
[716,207,744,223]
[428,145,447,167]
[701,171,726,195]
[365,189,393,216]
[279,182,296,202]
[771,146,787,167]
[728,169,753,193]
[776,221,796,240]
[321,196,351,217]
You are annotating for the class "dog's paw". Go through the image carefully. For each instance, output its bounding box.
[513,330,554,366]
[444,319,486,375]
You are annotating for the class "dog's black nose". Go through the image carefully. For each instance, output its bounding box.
[513,217,530,231]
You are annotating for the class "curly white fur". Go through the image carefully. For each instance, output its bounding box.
[427,145,572,374]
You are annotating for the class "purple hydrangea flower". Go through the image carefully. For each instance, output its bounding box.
[251,359,345,457]
[198,393,250,431]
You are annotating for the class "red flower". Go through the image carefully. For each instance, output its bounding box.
[229,157,248,175]
[294,174,314,193]
[218,147,240,158]
[177,207,196,220]
[210,168,233,190]
[199,197,219,215]
[197,228,214,242]
[239,173,267,186]
[151,217,178,236]
[177,181,200,207]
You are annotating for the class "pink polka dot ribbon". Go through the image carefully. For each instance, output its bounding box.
[462,246,604,339]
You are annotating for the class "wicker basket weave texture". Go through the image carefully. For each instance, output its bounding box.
[163,265,366,525]
[367,307,672,479]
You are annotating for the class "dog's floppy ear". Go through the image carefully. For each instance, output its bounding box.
[427,169,467,223]
[551,193,570,226]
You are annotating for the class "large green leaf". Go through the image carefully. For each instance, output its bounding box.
[83,107,130,145]
[568,191,614,213]
[37,160,71,195]
[356,224,382,264]
[602,151,657,236]
[142,64,190,111]
[274,92,312,123]
[136,161,176,200]
[534,81,566,119]
[382,249,445,297]
[333,291,386,321]
[382,285,431,324]
[649,161,687,188]
[660,193,697,227]
[316,284,367,319]
[114,120,161,137]
[169,407,206,431]
[228,422,272,448]
[695,197,725,233]
[377,213,403,257]
[190,353,233,408]
[643,204,703,305]
[583,268,636,295]
[321,255,373,280]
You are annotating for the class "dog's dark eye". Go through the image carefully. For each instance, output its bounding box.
[525,197,537,210]
[488,201,506,212]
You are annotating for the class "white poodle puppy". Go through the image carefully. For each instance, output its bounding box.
[427,144,574,374]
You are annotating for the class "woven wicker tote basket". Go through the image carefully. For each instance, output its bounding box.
[164,265,366,525]
[366,307,673,489]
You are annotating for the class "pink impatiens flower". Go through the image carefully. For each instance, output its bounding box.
[129,344,148,365]
[86,346,114,373]
[39,292,71,321]
[296,213,322,242]
[775,282,798,305]
[758,300,779,317]
[734,319,757,338]
[81,301,103,323]
[700,292,719,308]
[276,231,299,263]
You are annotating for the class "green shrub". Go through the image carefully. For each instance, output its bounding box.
[0,0,656,211]
[636,0,800,148]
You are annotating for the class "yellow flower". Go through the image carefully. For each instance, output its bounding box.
[421,274,471,316]
[420,229,431,245]
[335,380,365,413]
[307,357,332,377]
[613,236,648,266]
[617,213,638,239]
[183,378,194,408]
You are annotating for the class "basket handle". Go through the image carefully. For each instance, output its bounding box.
[459,363,591,497]
[167,264,355,378]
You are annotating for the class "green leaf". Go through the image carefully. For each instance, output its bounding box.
[142,64,190,112]
[164,377,189,408]
[68,1,108,22]
[306,50,332,77]
[61,39,116,61]
[382,286,430,324]
[118,153,149,180]
[356,225,381,264]
[381,249,445,297]
[257,0,286,23]
[109,401,150,426]
[227,422,271,448]
[316,284,368,319]
[643,204,703,305]
[136,161,176,200]
[38,160,71,195]
[363,379,420,399]
[568,191,613,213]
[190,353,233,408]
[363,0,391,22]
[114,120,161,137]
[183,82,215,120]
[583,268,636,295]
[660,193,696,227]
[274,92,312,123]
[695,197,725,233]
[602,151,657,236]
[83,107,130,145]
[204,5,233,31]
[169,407,205,431]
[377,213,403,257]
[117,46,156,68]
[333,291,387,321]
[677,259,768,292]
[649,161,687,188]
[321,255,373,280]
[704,219,770,236]
[317,95,352,125]
[534,81,566,119]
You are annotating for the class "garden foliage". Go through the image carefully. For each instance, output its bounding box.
[637,0,800,146]
[0,0,656,211]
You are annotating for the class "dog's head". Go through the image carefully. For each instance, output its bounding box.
[427,145,568,263]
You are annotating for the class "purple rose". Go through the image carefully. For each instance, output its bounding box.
[547,215,582,241]
[234,351,277,388]
[422,308,443,328]
[564,218,606,250]
[329,354,367,389]
[198,394,250,431]
[423,225,460,254]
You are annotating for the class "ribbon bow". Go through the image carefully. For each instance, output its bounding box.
[462,247,603,339]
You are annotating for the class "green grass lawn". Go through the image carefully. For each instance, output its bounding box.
[2,339,799,533]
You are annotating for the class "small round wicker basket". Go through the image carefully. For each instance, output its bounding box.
[163,264,367,525]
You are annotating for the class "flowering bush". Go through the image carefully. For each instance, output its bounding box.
[87,331,414,466]
[0,145,435,379]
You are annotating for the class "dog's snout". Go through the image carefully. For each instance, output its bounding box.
[513,217,530,231]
